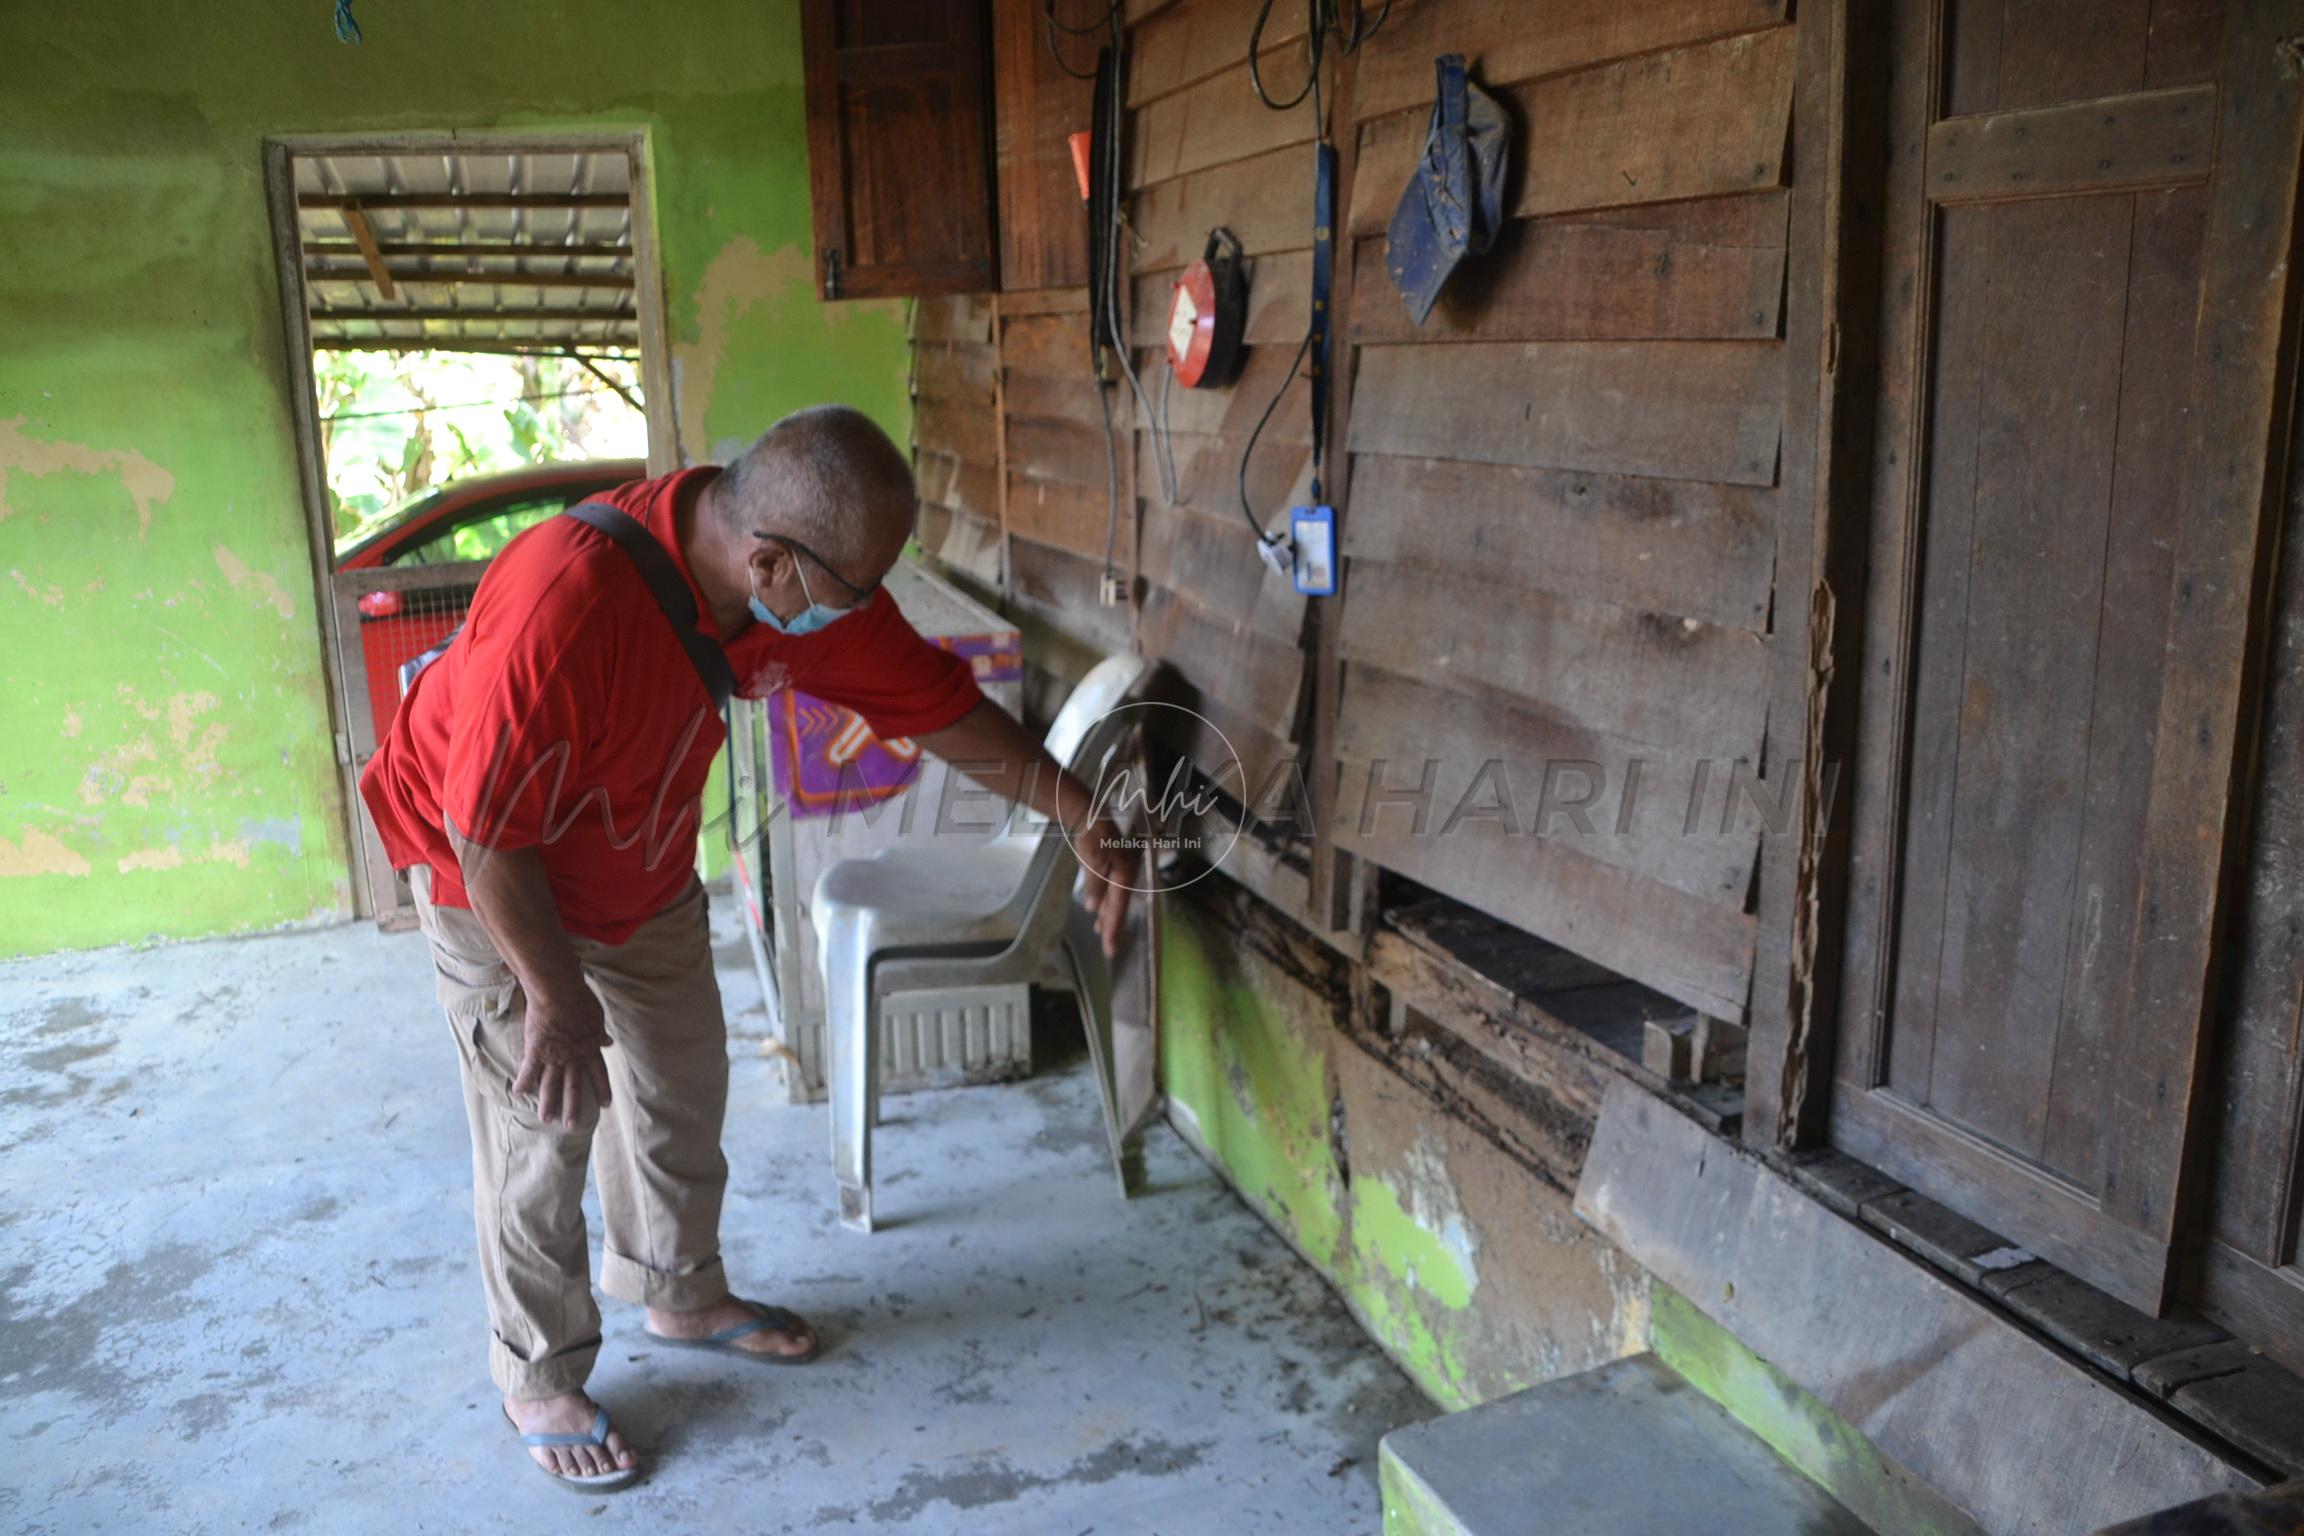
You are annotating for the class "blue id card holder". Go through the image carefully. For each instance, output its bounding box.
[1290,505,1337,595]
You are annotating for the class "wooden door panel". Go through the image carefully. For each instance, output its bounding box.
[801,0,997,299]
[1832,0,2301,1313]
[1944,0,2153,113]
[1885,189,2202,1176]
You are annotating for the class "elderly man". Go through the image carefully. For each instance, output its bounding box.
[358,405,1133,1491]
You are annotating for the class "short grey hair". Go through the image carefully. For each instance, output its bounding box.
[716,404,916,562]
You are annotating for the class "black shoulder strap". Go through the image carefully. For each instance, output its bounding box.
[561,501,736,711]
[396,499,735,711]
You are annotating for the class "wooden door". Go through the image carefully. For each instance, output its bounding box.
[800,0,998,299]
[1831,0,2304,1312]
[2199,399,2304,1371]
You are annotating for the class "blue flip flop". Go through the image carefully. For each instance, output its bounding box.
[643,1301,821,1365]
[502,1404,641,1493]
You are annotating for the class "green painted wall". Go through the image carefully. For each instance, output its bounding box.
[1162,889,1977,1536]
[0,0,912,955]
[1158,891,1647,1411]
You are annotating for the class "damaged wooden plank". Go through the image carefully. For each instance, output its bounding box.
[914,398,999,465]
[1928,84,2217,205]
[1336,556,1770,761]
[1136,342,1311,442]
[1349,0,1790,121]
[1129,49,1316,188]
[914,449,1000,523]
[1135,425,1313,520]
[914,292,994,344]
[1001,310,1095,380]
[935,508,1003,588]
[1137,500,1306,644]
[998,284,1091,316]
[1345,453,1776,632]
[1340,764,1758,1021]
[912,340,998,406]
[1130,143,1316,269]
[1137,582,1303,741]
[1348,28,1796,235]
[1144,674,1297,810]
[1333,659,1763,907]
[1576,1083,2260,1536]
[1007,415,1110,489]
[1128,0,1307,105]
[1000,370,1107,426]
[1349,194,1790,346]
[1008,537,1130,651]
[1003,471,1123,560]
[1365,923,1646,1132]
[1349,340,1785,487]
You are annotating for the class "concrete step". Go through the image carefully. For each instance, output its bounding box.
[1380,1353,1875,1536]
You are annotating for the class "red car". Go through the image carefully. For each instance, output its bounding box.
[339,459,645,743]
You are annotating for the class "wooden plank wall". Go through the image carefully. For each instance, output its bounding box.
[911,293,1003,595]
[1329,1,1795,1023]
[909,0,1801,1023]
[1123,0,1318,799]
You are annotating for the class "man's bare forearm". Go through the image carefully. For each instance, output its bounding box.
[446,824,590,1011]
[916,697,1097,828]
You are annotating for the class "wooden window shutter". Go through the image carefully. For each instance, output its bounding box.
[800,0,999,300]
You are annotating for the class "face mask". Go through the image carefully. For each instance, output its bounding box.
[749,557,854,636]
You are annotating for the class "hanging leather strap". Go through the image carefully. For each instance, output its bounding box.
[396,500,735,711]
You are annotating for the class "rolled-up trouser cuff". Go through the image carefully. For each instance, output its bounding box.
[599,1247,728,1311]
[491,1330,602,1400]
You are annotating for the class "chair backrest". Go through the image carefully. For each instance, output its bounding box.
[1002,652,1152,838]
[992,651,1152,929]
[1045,653,1152,772]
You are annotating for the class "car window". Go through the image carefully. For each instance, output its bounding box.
[389,494,575,567]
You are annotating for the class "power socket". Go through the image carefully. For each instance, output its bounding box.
[1098,572,1125,606]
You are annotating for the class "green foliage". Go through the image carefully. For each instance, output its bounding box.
[315,348,646,547]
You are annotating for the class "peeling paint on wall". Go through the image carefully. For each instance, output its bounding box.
[1159,888,1648,1412]
[0,415,175,537]
[0,830,94,879]
[0,0,915,954]
[676,237,820,460]
[210,545,294,620]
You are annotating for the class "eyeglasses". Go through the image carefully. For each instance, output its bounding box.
[751,531,878,606]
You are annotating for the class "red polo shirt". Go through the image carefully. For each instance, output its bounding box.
[358,466,983,943]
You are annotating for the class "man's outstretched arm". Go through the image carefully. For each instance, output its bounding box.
[914,697,1138,957]
[447,822,612,1127]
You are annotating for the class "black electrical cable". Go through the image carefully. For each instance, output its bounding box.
[1235,48,1341,548]
[1235,327,1313,542]
[1043,0,1121,79]
[1246,0,1393,112]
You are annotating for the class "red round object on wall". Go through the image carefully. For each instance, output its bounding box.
[1165,228,1246,390]
[1167,260,1221,387]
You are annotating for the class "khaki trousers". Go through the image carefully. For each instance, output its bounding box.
[412,867,732,1398]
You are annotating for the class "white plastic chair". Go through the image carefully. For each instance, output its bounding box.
[810,653,1152,1231]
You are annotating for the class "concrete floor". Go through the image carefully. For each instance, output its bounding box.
[0,892,1428,1535]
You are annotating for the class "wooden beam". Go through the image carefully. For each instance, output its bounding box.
[1744,0,1883,1153]
[301,192,629,210]
[304,265,637,291]
[338,205,396,301]
[309,306,635,324]
[1349,339,1786,487]
[310,339,641,357]
[303,240,633,260]
[1926,83,2217,205]
[1307,39,1367,932]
